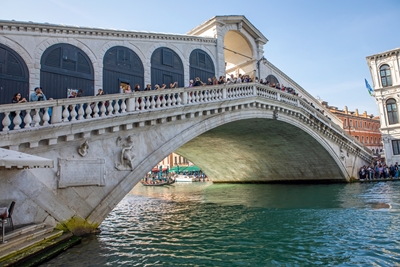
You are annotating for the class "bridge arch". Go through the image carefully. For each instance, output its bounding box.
[87,108,347,226]
[0,43,29,104]
[40,43,94,99]
[102,46,144,94]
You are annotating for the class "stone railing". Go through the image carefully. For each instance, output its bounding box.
[0,83,351,136]
[0,82,371,160]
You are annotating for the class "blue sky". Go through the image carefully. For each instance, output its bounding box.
[1,0,399,115]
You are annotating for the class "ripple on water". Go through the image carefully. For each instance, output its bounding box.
[42,182,400,266]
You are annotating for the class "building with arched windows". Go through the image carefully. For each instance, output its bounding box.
[366,47,400,164]
[0,15,322,110]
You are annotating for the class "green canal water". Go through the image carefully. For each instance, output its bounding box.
[42,181,400,266]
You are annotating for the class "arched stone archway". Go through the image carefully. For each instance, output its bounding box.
[189,49,215,83]
[40,43,94,100]
[103,46,144,94]
[224,31,255,77]
[150,47,184,87]
[0,44,29,104]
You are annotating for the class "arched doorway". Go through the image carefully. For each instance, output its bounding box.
[189,49,215,83]
[0,44,29,104]
[40,43,94,99]
[224,31,254,77]
[151,47,184,88]
[103,46,144,94]
[265,74,279,85]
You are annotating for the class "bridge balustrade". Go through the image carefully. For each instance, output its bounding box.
[0,83,339,134]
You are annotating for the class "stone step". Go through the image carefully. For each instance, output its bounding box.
[2,223,47,241]
[0,225,55,255]
[0,232,79,267]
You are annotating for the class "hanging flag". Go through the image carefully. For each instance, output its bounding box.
[365,79,374,96]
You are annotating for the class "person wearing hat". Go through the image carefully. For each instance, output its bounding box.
[30,87,47,102]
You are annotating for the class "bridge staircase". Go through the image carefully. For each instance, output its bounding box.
[0,223,80,266]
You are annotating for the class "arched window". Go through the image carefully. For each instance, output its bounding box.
[151,47,184,87]
[362,136,364,143]
[265,75,279,85]
[103,46,144,94]
[0,44,29,105]
[41,43,94,99]
[366,137,369,144]
[386,98,398,125]
[189,49,215,83]
[380,64,392,87]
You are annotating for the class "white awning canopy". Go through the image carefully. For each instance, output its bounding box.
[0,148,54,169]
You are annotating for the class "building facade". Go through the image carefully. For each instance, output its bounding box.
[321,102,382,156]
[0,15,340,128]
[366,47,400,164]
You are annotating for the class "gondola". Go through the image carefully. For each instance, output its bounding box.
[141,178,176,186]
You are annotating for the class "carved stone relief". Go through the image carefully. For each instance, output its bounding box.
[273,109,278,119]
[78,140,89,157]
[115,135,135,171]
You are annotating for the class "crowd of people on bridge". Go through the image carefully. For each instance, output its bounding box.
[359,160,400,180]
[10,74,331,122]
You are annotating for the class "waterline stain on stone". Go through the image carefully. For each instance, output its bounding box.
[57,216,100,236]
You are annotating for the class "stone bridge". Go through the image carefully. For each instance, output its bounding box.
[0,83,372,235]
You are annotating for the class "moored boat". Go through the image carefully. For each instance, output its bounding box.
[141,178,175,186]
[175,174,194,182]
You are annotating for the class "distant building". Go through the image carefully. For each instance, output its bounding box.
[320,101,382,156]
[156,153,192,169]
[366,47,400,164]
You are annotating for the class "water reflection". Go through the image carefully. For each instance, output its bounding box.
[42,181,400,267]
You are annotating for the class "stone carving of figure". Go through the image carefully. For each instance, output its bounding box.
[78,140,89,157]
[121,142,134,169]
[115,135,135,170]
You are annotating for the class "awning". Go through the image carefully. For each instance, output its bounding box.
[151,167,168,173]
[0,148,54,169]
[170,165,201,172]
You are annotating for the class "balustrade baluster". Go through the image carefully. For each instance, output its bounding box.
[120,99,126,113]
[93,102,99,118]
[24,109,32,128]
[161,95,167,107]
[188,91,193,103]
[77,105,84,120]
[145,97,150,109]
[13,111,22,130]
[2,112,11,131]
[105,100,113,116]
[150,96,155,109]
[100,102,107,117]
[195,91,200,103]
[42,108,50,125]
[166,95,172,107]
[70,105,77,121]
[135,98,140,111]
[140,97,145,110]
[33,108,40,127]
[85,104,93,119]
[177,93,182,106]
[113,100,120,114]
[156,96,161,108]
